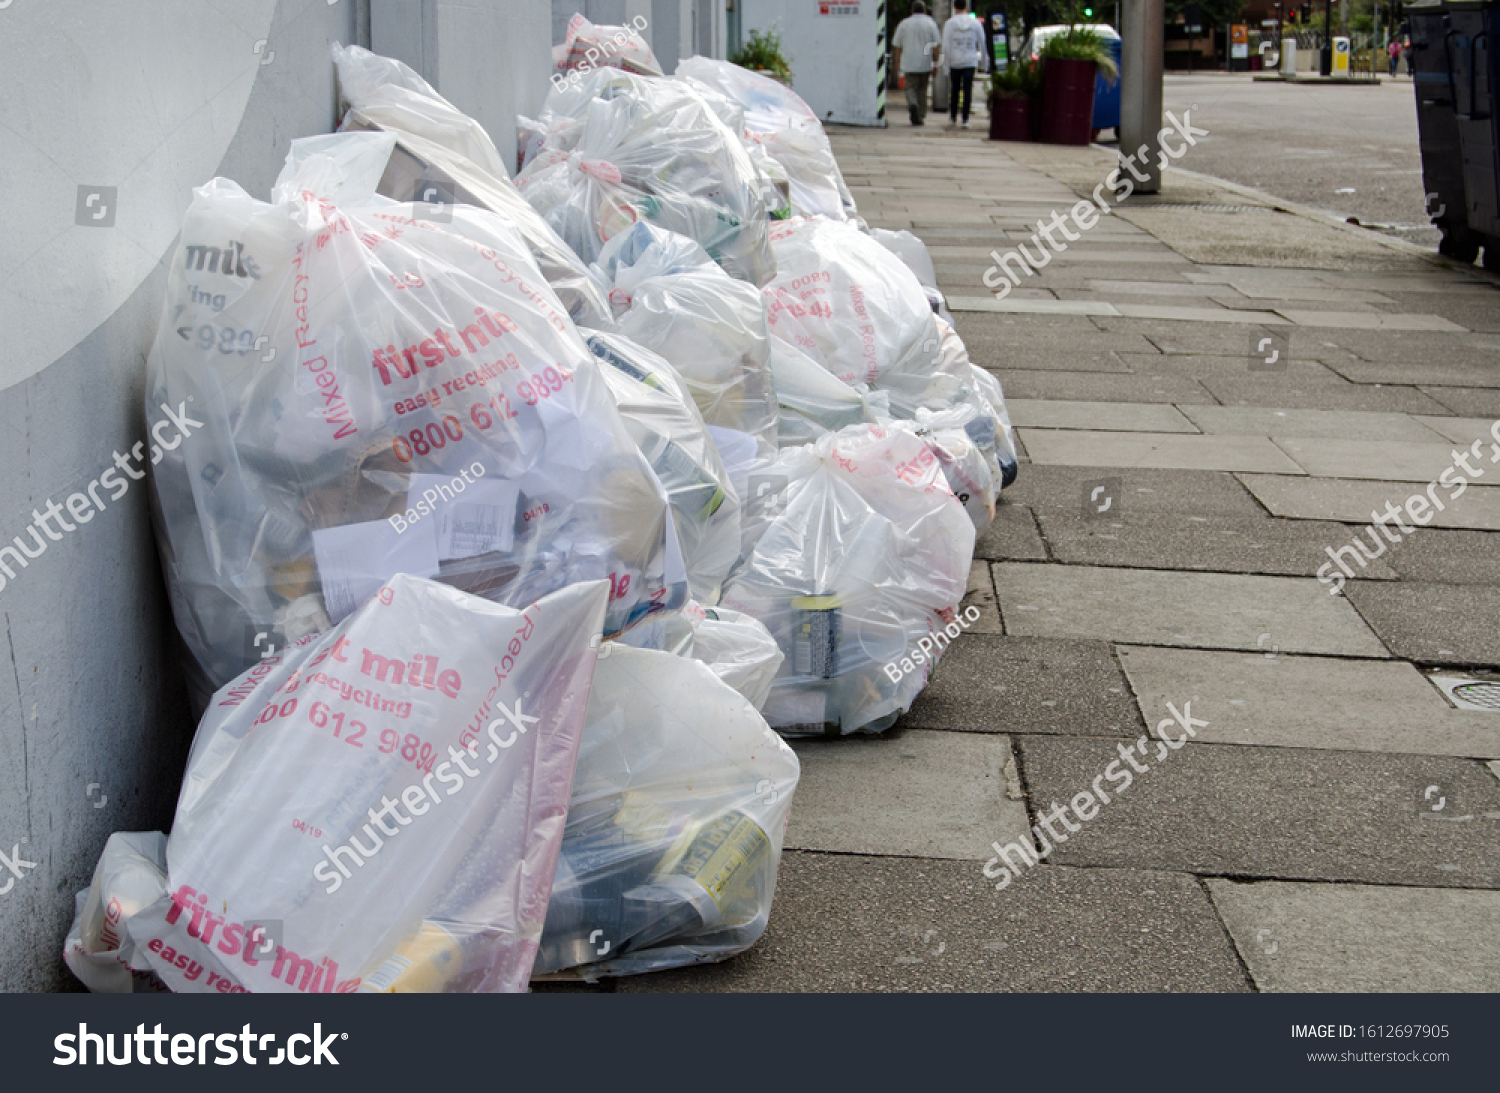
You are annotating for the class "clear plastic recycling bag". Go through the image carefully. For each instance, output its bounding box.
[594,222,780,462]
[721,424,975,735]
[552,13,663,80]
[586,330,743,605]
[533,643,798,979]
[146,131,683,700]
[675,57,859,223]
[332,43,611,328]
[517,67,774,286]
[769,333,878,448]
[762,216,941,400]
[65,574,610,994]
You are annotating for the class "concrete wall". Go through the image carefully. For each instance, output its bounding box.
[0,0,551,993]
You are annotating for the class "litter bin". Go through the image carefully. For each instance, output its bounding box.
[1092,37,1122,135]
[1446,0,1500,265]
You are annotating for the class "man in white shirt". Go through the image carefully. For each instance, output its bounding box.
[892,1,942,127]
[942,0,987,128]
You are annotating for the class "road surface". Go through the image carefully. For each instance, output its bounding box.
[1147,73,1438,250]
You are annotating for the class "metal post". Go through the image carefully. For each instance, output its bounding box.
[1121,0,1165,194]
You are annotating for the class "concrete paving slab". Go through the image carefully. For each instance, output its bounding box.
[1020,429,1306,474]
[951,313,1156,370]
[1382,527,1500,584]
[1035,511,1398,579]
[1016,736,1500,887]
[1094,318,1308,356]
[1344,582,1500,667]
[1377,291,1500,334]
[960,560,1002,634]
[1118,645,1500,758]
[1277,309,1467,332]
[1182,406,1451,442]
[1115,351,1346,379]
[1208,879,1500,992]
[974,503,1048,561]
[947,297,1121,317]
[1007,399,1199,433]
[1273,436,1467,481]
[1202,376,1453,414]
[1088,279,1240,297]
[1000,465,1267,517]
[619,854,1251,992]
[1237,473,1500,530]
[902,634,1143,738]
[1419,385,1500,417]
[784,730,1029,861]
[1412,415,1500,446]
[1116,304,1291,325]
[1330,356,1500,388]
[990,369,1216,404]
[1229,283,1401,305]
[992,563,1390,657]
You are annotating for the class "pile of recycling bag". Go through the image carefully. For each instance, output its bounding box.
[64,20,1017,993]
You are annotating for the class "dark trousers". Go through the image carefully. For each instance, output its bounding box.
[905,71,931,124]
[949,66,976,122]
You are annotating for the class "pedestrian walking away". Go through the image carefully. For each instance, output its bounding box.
[892,1,942,126]
[943,0,986,128]
[1405,34,1415,75]
[1388,37,1401,77]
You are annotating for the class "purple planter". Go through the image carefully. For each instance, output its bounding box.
[1040,57,1098,145]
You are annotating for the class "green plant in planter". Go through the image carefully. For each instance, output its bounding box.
[1039,25,1119,82]
[987,57,1042,105]
[730,25,793,83]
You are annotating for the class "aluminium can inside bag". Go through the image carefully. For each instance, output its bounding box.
[146,131,684,702]
[532,644,798,980]
[721,424,975,736]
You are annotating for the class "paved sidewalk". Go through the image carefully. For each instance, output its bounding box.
[628,117,1500,994]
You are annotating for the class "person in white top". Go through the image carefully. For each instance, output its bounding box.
[942,0,987,128]
[891,2,942,127]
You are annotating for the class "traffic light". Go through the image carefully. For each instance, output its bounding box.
[1300,2,1311,21]
[1084,6,1093,14]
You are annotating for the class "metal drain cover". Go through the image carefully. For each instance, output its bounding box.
[1429,674,1500,712]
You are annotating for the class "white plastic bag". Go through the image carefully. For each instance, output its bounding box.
[147,132,682,699]
[518,68,774,286]
[533,644,798,979]
[594,222,780,461]
[552,13,662,81]
[67,574,608,994]
[721,424,975,735]
[586,330,742,605]
[332,43,611,327]
[769,333,877,447]
[871,227,953,324]
[762,217,940,397]
[675,57,859,223]
[63,833,171,994]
